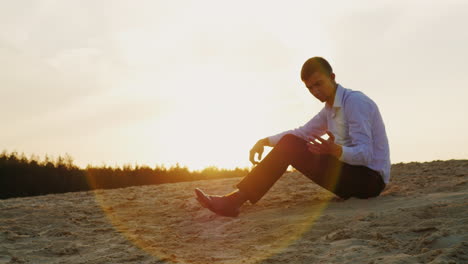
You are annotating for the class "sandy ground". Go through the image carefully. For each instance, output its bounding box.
[1,160,467,264]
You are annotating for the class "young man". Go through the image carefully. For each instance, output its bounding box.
[195,57,390,217]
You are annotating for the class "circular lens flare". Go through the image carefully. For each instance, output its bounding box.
[85,168,341,263]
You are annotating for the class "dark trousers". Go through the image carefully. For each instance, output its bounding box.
[237,134,386,204]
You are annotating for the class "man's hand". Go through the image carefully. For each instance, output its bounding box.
[249,138,269,165]
[307,131,343,158]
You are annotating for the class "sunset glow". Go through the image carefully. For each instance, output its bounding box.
[1,0,467,170]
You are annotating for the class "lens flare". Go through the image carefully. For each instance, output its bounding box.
[84,168,342,263]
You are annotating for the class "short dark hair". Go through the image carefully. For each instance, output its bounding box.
[300,57,333,81]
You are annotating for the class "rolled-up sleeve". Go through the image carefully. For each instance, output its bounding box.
[340,95,374,165]
[268,108,328,146]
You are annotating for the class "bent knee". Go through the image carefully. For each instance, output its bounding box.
[276,134,307,150]
[277,134,303,144]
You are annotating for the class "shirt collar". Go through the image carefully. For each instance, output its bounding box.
[332,84,344,108]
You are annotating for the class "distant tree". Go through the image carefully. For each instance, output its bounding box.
[0,150,252,199]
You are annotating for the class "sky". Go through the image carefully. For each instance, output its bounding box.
[1,0,467,170]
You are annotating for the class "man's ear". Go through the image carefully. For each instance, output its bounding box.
[330,73,336,81]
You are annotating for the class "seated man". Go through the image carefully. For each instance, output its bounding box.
[195,56,390,217]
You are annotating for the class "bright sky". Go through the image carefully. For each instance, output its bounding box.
[1,0,467,170]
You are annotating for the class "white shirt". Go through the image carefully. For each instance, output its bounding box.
[268,84,391,184]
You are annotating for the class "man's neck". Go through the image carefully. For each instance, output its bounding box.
[325,83,338,108]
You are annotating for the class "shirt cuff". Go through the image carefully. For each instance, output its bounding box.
[339,145,352,163]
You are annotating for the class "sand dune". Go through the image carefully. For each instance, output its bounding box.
[1,160,467,264]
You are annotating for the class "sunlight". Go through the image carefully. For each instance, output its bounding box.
[139,64,272,170]
[89,3,336,170]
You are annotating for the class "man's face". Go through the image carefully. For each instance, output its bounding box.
[304,71,336,104]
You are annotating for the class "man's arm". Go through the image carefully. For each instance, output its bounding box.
[340,94,375,166]
[249,108,328,165]
[267,108,328,146]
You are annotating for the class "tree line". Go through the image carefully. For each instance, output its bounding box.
[0,151,250,199]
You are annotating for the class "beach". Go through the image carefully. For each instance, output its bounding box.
[1,160,467,264]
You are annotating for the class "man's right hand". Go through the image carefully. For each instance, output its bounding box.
[249,138,269,165]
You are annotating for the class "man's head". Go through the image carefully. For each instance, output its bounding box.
[301,57,337,105]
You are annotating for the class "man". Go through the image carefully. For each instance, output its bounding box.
[195,57,390,217]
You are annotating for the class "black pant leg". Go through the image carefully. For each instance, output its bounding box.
[237,134,385,203]
[237,134,333,203]
[333,163,386,199]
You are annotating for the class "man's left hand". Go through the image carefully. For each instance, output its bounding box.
[307,131,343,158]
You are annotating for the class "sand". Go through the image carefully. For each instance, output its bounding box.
[1,160,467,264]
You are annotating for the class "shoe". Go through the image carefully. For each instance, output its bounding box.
[194,188,240,217]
